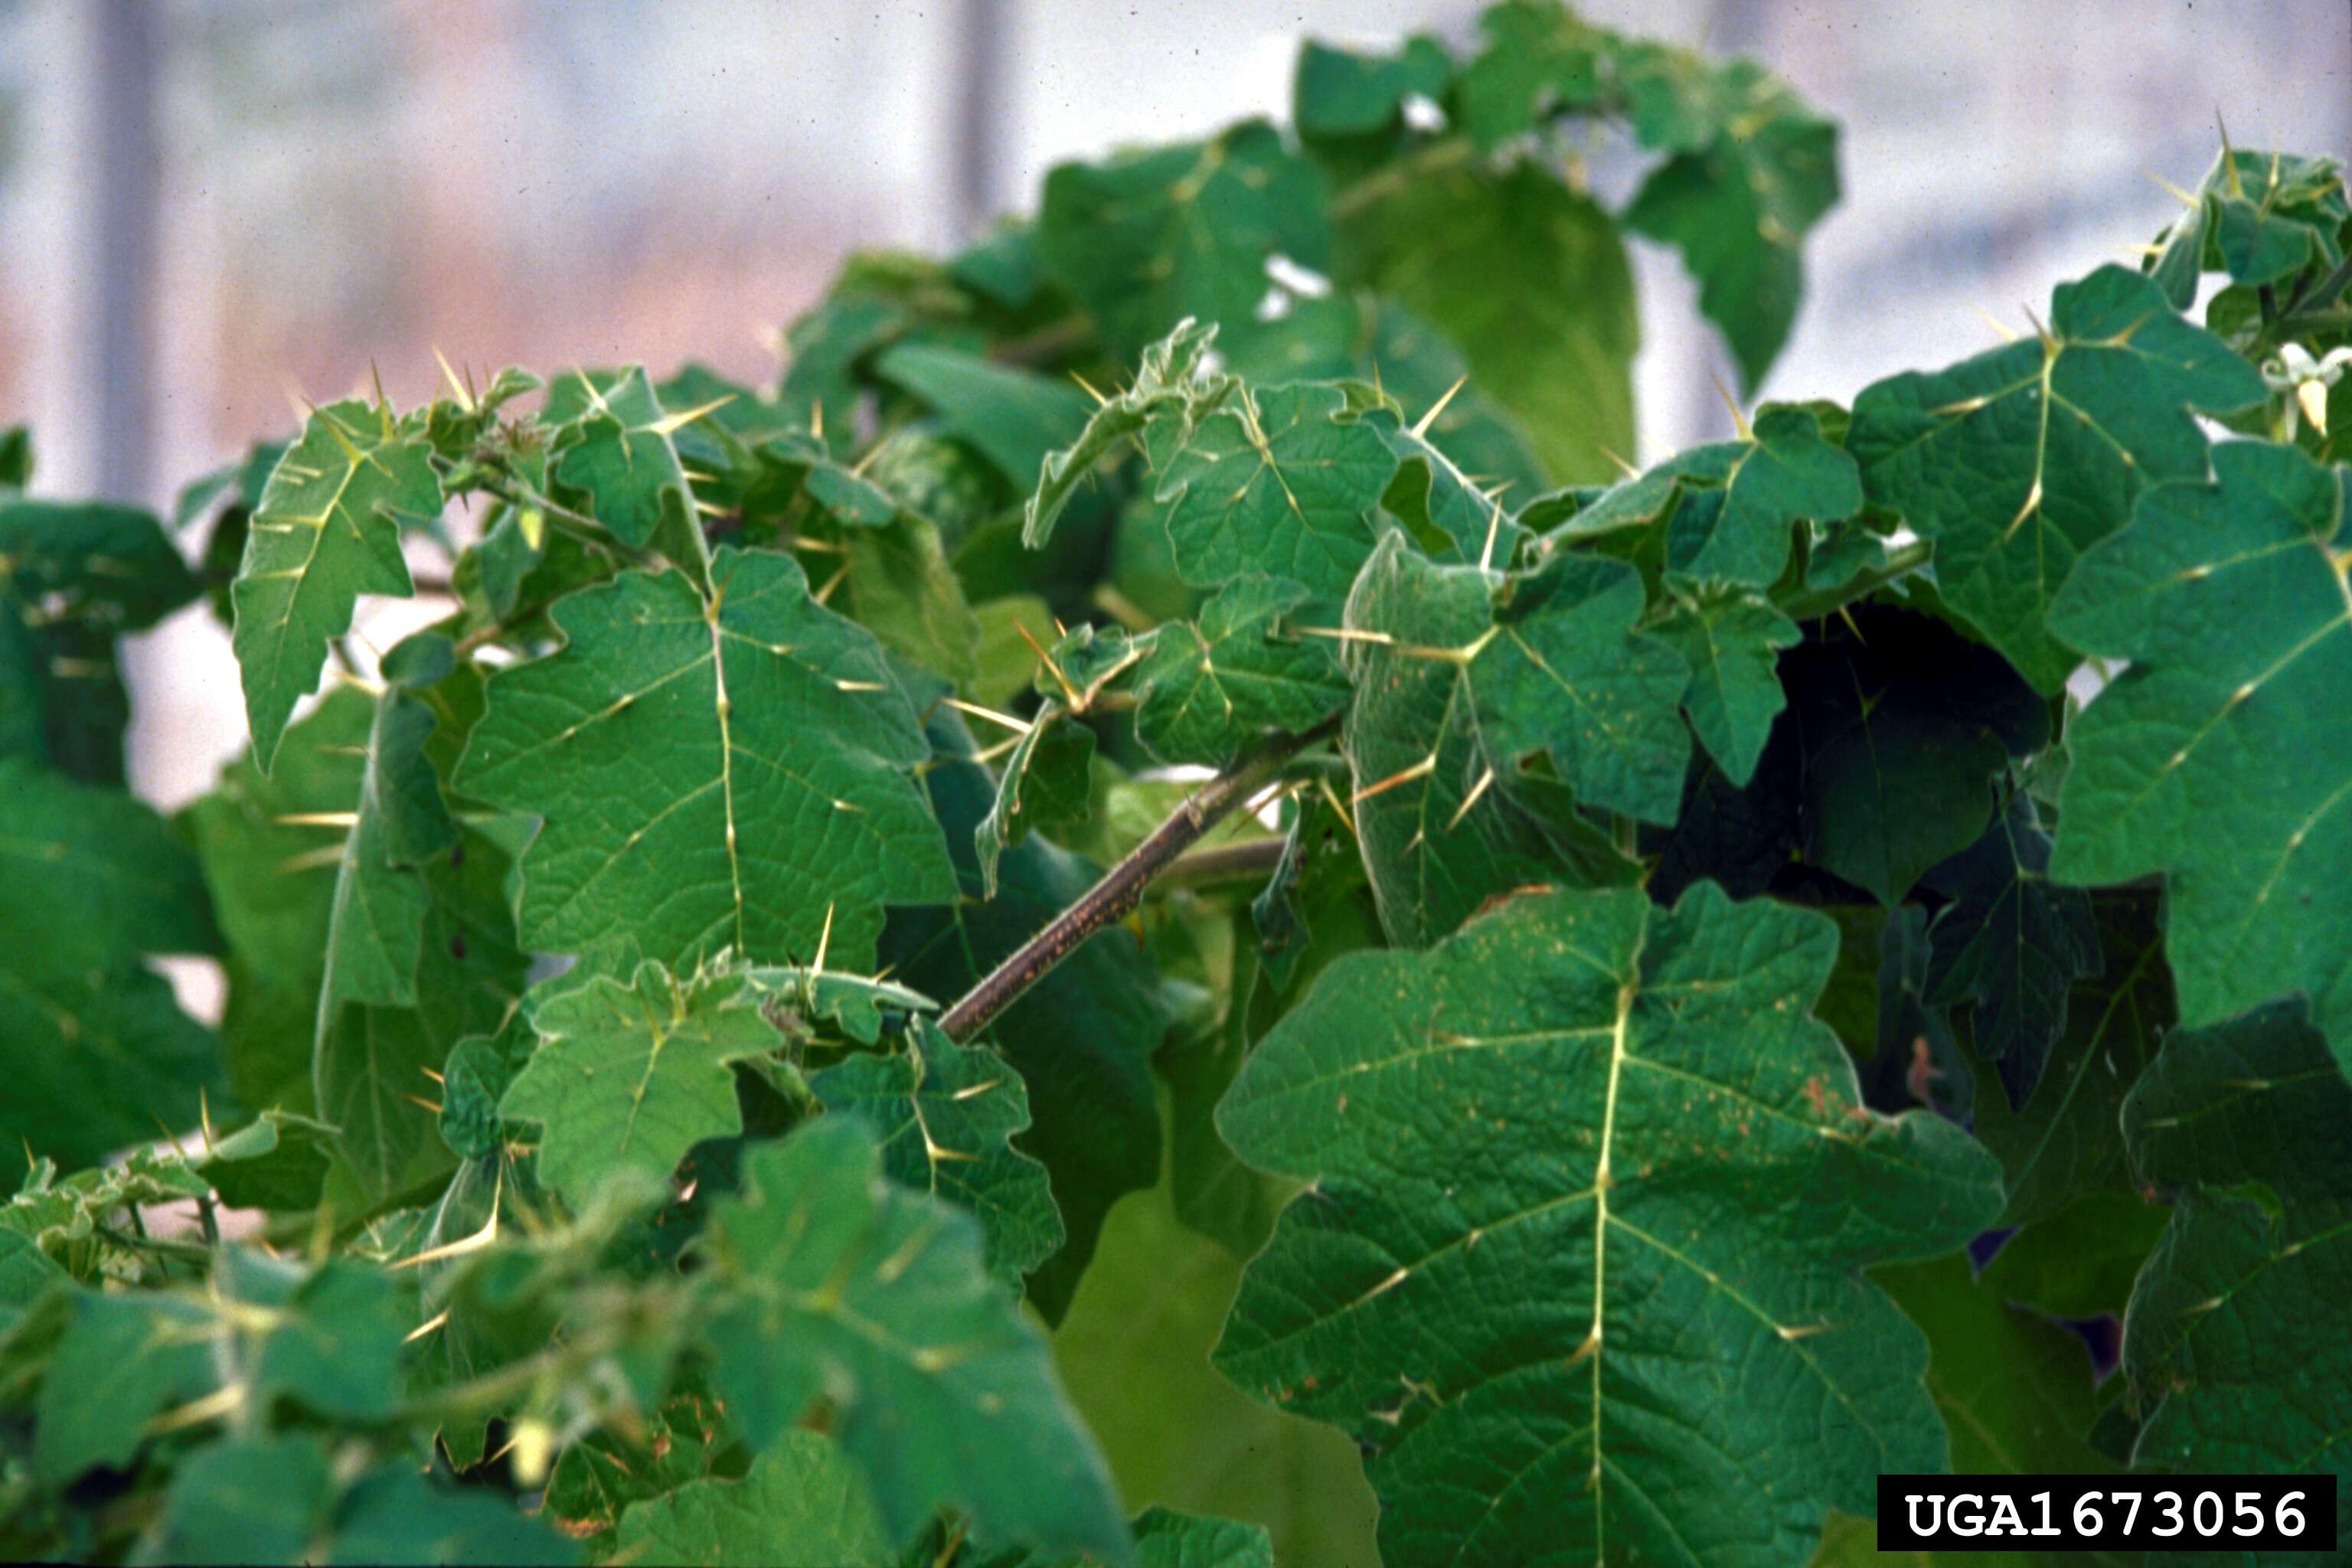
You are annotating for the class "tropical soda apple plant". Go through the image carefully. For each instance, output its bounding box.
[3,4,2350,1563]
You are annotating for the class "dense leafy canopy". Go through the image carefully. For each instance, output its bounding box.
[7,6,2351,1565]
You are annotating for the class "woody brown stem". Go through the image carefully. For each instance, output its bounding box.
[938,714,1341,1042]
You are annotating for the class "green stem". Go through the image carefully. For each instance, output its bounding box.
[1779,538,1935,622]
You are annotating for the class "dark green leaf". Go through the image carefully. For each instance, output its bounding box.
[1217,884,2002,1566]
[1849,266,2266,691]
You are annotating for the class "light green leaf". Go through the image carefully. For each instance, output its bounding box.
[703,1116,1132,1564]
[1151,381,1398,609]
[1133,576,1346,768]
[230,400,439,769]
[1217,884,2003,1566]
[456,549,955,975]
[2049,439,2352,1060]
[609,1431,891,1568]
[1849,265,2267,691]
[837,509,982,681]
[874,342,1093,492]
[1340,161,1637,485]
[1652,585,1798,787]
[1037,122,1331,361]
[812,1021,1063,1288]
[2118,998,2352,1501]
[329,1467,579,1566]
[1054,1178,1380,1568]
[500,962,785,1209]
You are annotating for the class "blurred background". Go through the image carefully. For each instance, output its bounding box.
[1,0,2347,809]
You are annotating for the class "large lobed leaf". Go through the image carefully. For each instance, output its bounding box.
[456,548,955,975]
[2050,439,2352,1063]
[1849,266,2265,692]
[1216,883,2001,1566]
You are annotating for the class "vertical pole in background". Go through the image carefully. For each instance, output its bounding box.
[86,0,160,505]
[949,0,1007,241]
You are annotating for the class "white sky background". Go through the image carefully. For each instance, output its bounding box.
[0,0,2346,809]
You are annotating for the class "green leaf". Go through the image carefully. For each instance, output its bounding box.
[316,688,455,1015]
[883,712,1165,1321]
[1023,322,1230,552]
[230,400,440,769]
[1338,162,1637,484]
[1780,607,2049,906]
[549,366,710,560]
[0,760,223,1169]
[456,550,955,975]
[874,343,1093,492]
[1341,537,1638,946]
[215,1248,407,1421]
[1151,380,1398,609]
[1131,1507,1275,1568]
[1848,265,2267,691]
[1037,122,1331,361]
[1133,576,1347,768]
[1978,1187,2167,1321]
[2118,998,2352,1498]
[1969,894,2172,1229]
[1293,35,1449,140]
[200,1109,337,1213]
[544,1375,741,1537]
[1651,585,1798,787]
[2148,145,2347,304]
[0,498,200,782]
[315,824,526,1212]
[1054,1176,1381,1568]
[1919,797,2100,1108]
[975,706,1096,900]
[2050,439,2352,1061]
[1808,1258,2131,1565]
[34,1291,213,1483]
[1216,884,2003,1566]
[702,1116,1132,1564]
[1623,69,1840,391]
[1656,403,1863,586]
[142,1434,332,1566]
[328,1466,580,1566]
[812,1021,1064,1288]
[501,962,786,1209]
[837,509,982,682]
[1473,551,1694,823]
[609,1431,892,1568]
